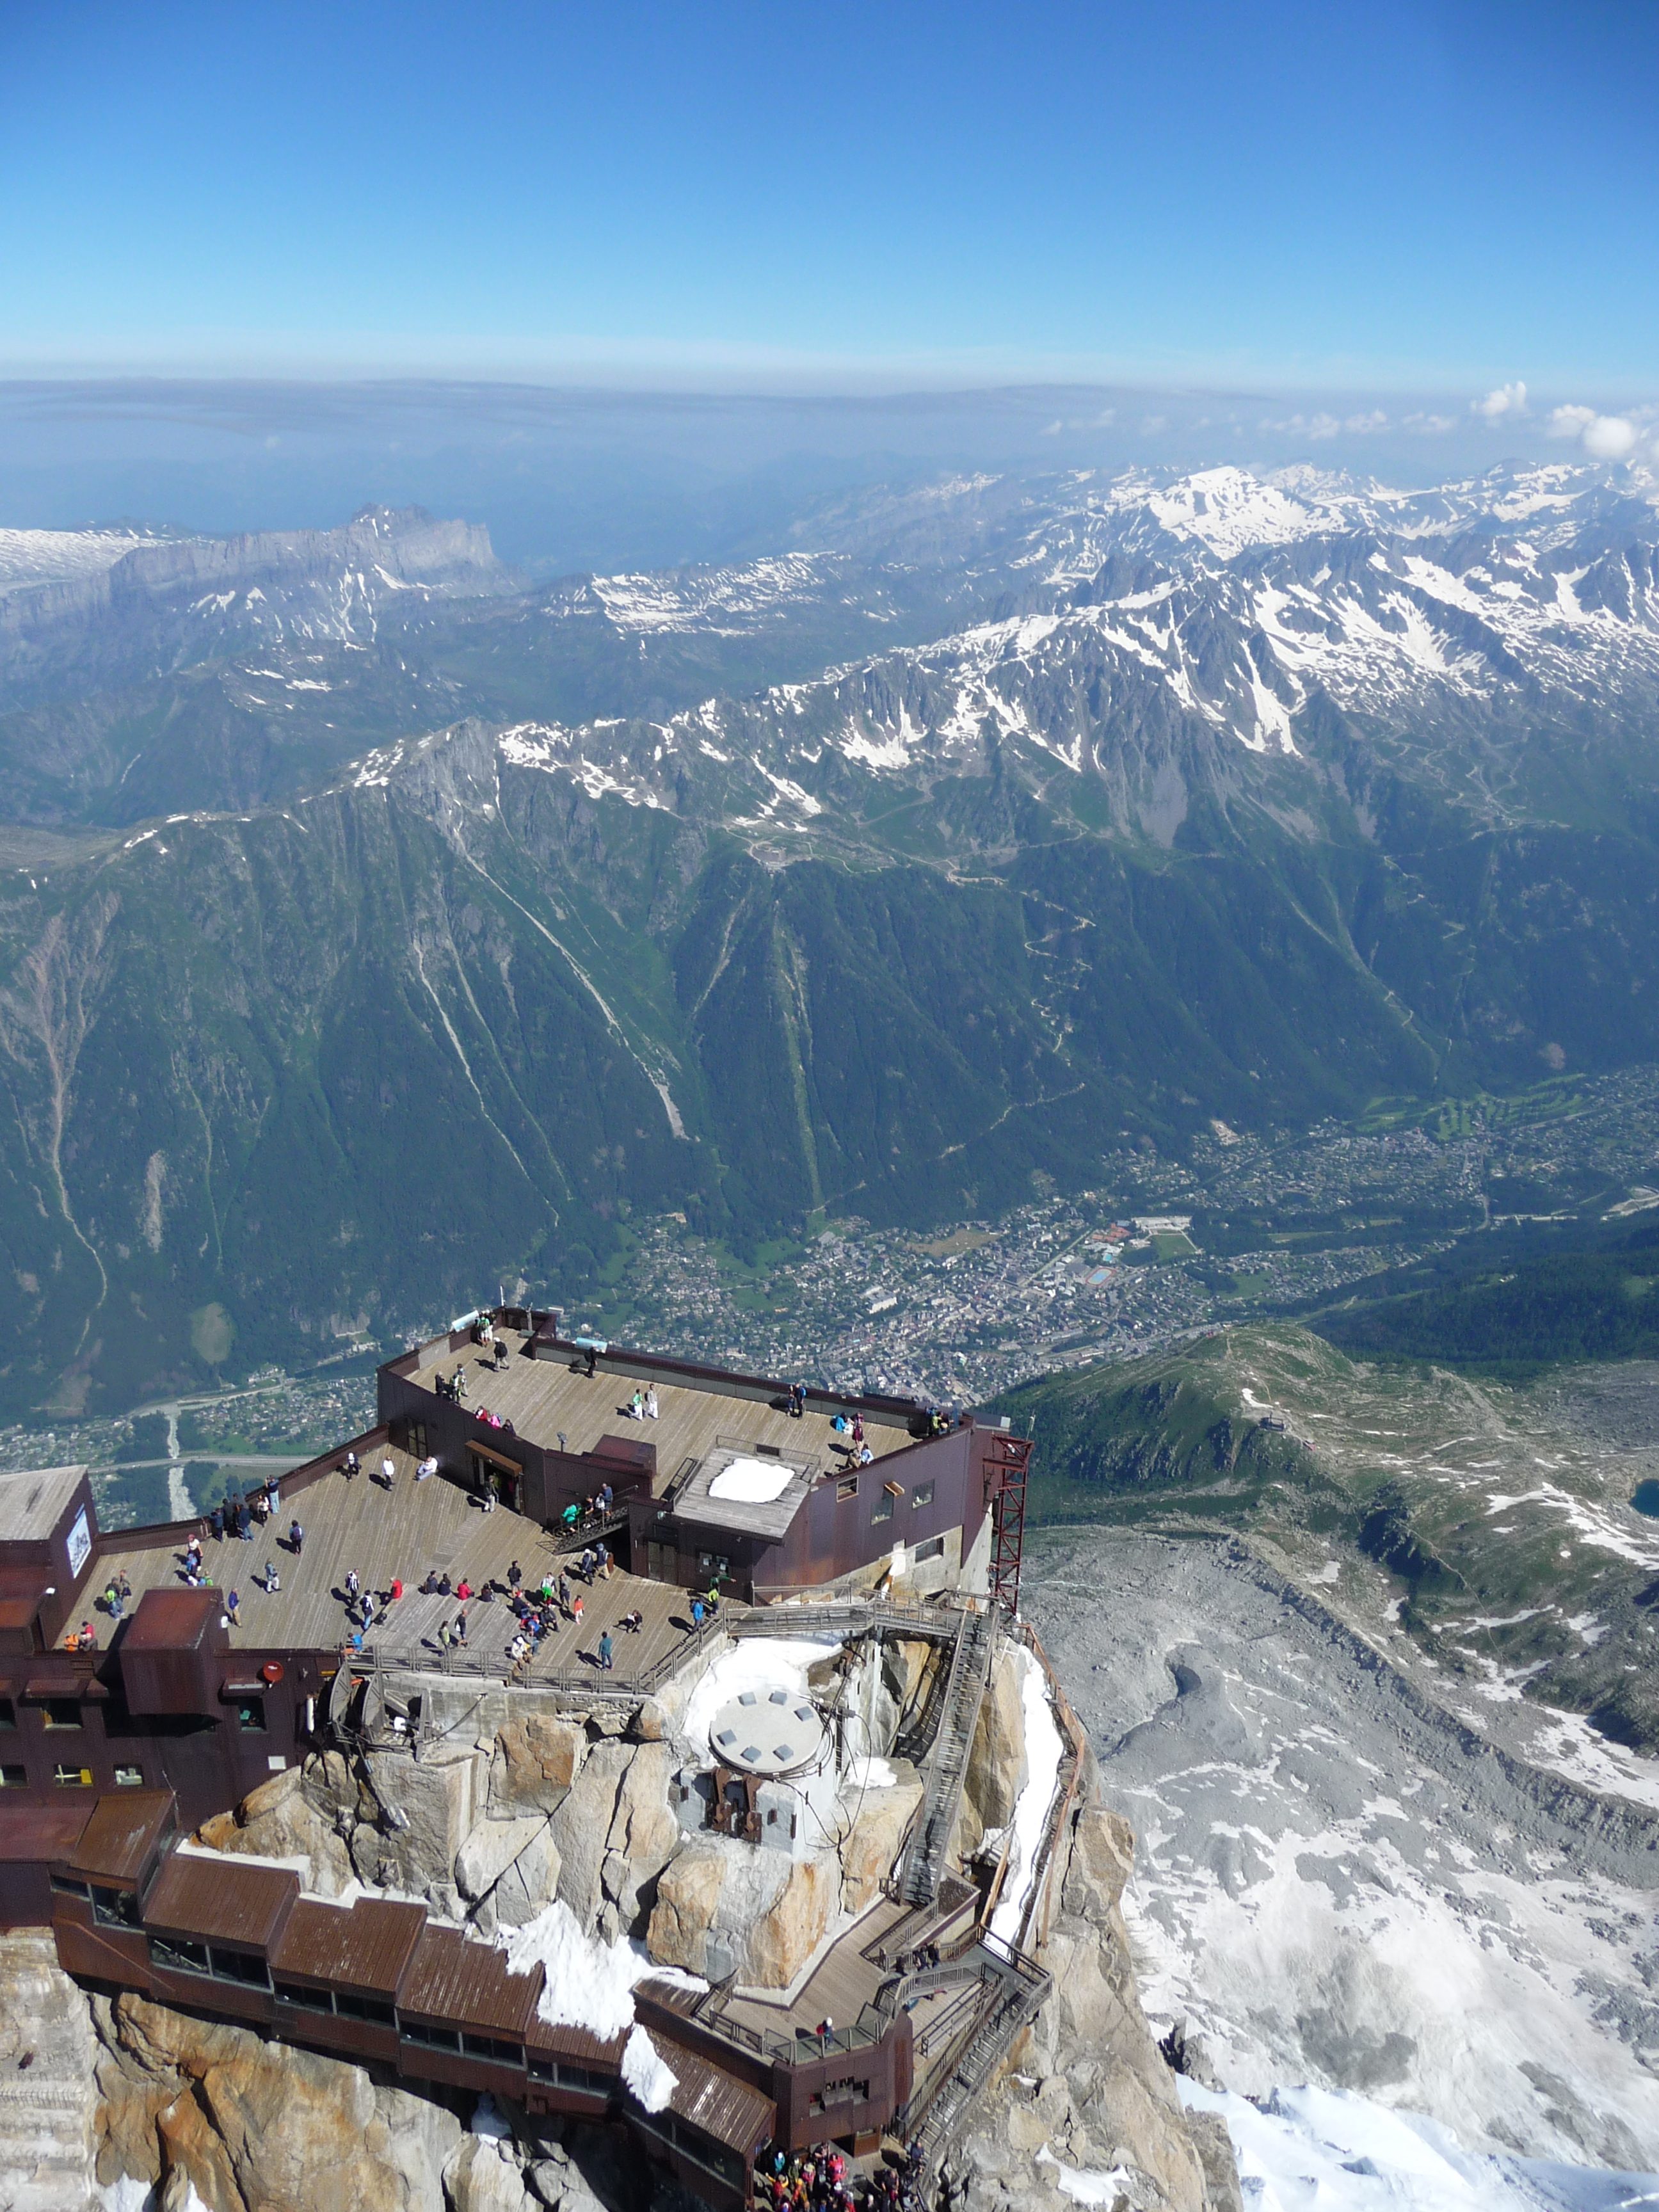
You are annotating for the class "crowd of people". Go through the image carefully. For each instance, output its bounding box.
[755,2142,927,2212]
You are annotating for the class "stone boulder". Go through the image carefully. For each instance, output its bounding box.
[445,2129,540,2212]
[552,1740,633,1925]
[458,1812,559,1904]
[92,1990,461,2211]
[196,1764,356,1896]
[965,1647,1030,1836]
[646,1841,728,1974]
[840,1782,923,1914]
[491,1717,587,1815]
[747,1854,837,1989]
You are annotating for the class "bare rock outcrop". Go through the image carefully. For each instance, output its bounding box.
[91,1989,461,2211]
[490,1715,588,1816]
[946,1745,1233,2212]
[840,1779,924,1913]
[0,1929,98,2211]
[747,1853,838,1988]
[196,1763,356,1896]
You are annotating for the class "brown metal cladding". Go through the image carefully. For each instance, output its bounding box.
[270,1895,426,1994]
[0,1802,92,1862]
[648,2031,775,2153]
[397,1923,541,2035]
[63,1791,175,1886]
[144,1853,298,1949]
[524,2012,627,2067]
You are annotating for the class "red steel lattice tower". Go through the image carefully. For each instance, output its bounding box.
[985,1425,1032,1617]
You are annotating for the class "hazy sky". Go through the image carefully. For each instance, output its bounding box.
[1,0,1654,396]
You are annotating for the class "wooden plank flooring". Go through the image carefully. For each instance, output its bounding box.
[94,1450,710,1687]
[410,1334,910,1498]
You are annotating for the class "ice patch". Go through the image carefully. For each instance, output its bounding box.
[990,1642,1066,1943]
[709,1456,794,1503]
[1179,2079,1659,2212]
[622,2023,679,2112]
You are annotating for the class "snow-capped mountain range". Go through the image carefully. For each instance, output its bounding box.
[463,459,1659,839]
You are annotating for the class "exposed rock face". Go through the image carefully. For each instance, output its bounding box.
[196,1763,357,1896]
[0,1930,97,2211]
[490,1715,588,1816]
[646,1834,797,1982]
[961,1647,1030,1852]
[840,1780,924,1913]
[947,1744,1232,2212]
[91,1990,462,2211]
[747,1854,838,1989]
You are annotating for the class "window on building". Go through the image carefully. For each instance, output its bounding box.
[113,1765,144,1788]
[0,1698,15,1729]
[276,1982,333,2012]
[837,1473,858,1500]
[49,1873,90,1898]
[695,1550,731,1578]
[0,1765,26,1788]
[461,2033,524,2065]
[407,1420,428,1458]
[151,1935,209,1975]
[870,1491,894,1523]
[92,1886,141,1929]
[53,1763,93,1787]
[399,2019,461,2052]
[236,1698,267,1733]
[913,1535,945,1563]
[911,1481,934,1509]
[335,1992,395,2026]
[209,1947,270,1989]
[43,1700,81,1730]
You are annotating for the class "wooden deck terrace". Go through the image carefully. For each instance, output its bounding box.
[404,1329,911,1496]
[93,1450,712,1690]
[714,1883,980,2050]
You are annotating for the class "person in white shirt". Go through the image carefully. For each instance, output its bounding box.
[416,1455,438,1482]
[381,1454,396,1489]
[645,1387,659,1419]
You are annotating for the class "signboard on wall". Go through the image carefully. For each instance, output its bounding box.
[66,1506,91,1578]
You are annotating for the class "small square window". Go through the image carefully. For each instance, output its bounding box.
[43,1700,81,1730]
[53,1763,93,1788]
[911,1482,934,1510]
[913,1535,945,1563]
[0,1698,15,1729]
[236,1698,267,1733]
[113,1765,144,1788]
[871,1493,894,1523]
[837,1474,858,1500]
[0,1764,25,1788]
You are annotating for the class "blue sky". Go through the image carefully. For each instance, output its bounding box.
[0,0,1654,395]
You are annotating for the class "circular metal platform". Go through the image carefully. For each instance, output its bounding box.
[708,1685,828,1777]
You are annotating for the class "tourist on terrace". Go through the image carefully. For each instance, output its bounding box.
[209,1504,224,1542]
[225,1590,239,1626]
[289,1518,304,1556]
[342,1449,358,1478]
[621,1608,643,1633]
[453,1612,467,1646]
[263,1560,280,1594]
[644,1386,659,1419]
[380,1453,396,1488]
[598,1629,614,1671]
[416,1455,438,1481]
[508,1559,522,1591]
[455,1578,472,1602]
[389,1575,403,1604]
[628,1387,645,1419]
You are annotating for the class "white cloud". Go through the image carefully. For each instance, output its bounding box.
[1474,380,1528,421]
[1404,412,1456,433]
[1343,410,1389,433]
[1583,413,1638,458]
[1548,402,1639,458]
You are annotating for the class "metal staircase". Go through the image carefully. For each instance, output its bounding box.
[899,1938,1050,2167]
[897,1605,994,1907]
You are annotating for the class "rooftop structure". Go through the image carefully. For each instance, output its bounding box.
[0,1311,1039,2206]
